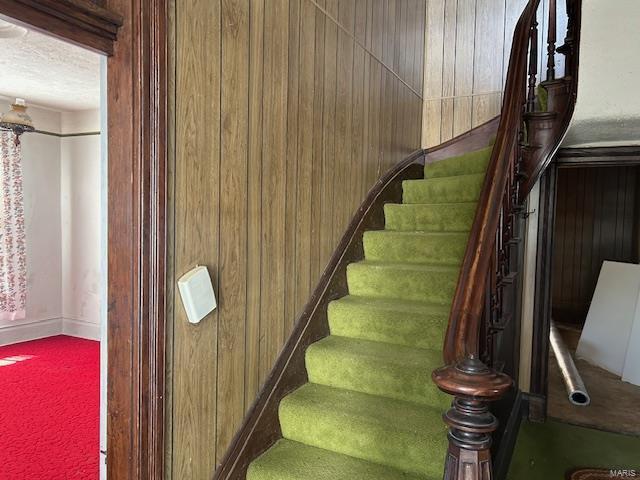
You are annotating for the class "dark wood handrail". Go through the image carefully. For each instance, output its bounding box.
[444,0,540,364]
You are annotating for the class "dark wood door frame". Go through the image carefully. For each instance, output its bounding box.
[0,1,168,479]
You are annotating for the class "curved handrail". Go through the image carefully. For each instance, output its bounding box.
[443,0,541,363]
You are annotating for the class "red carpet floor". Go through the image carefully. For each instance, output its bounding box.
[0,335,100,480]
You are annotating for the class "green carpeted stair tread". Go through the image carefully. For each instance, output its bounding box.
[328,295,449,349]
[402,173,485,204]
[306,336,450,408]
[424,145,493,178]
[347,261,459,304]
[247,439,435,480]
[363,230,468,265]
[279,383,448,478]
[384,202,477,232]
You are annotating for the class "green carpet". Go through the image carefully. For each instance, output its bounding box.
[247,145,493,480]
[508,420,640,479]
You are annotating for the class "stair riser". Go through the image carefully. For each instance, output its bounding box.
[306,346,451,409]
[328,302,448,349]
[347,265,458,304]
[402,175,484,204]
[363,232,467,265]
[424,145,493,178]
[279,401,447,478]
[384,203,476,232]
[247,440,431,480]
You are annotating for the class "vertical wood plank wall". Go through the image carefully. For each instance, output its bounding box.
[166,1,426,478]
[421,0,566,147]
[552,166,640,326]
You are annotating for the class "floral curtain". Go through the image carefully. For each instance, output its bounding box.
[0,131,26,321]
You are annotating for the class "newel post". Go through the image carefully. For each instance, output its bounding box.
[432,357,512,480]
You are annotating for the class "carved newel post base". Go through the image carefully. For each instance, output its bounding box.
[432,357,512,480]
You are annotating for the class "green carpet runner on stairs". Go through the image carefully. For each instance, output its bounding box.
[247,145,493,480]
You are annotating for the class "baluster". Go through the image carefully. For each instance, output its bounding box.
[564,0,574,74]
[526,14,538,112]
[546,0,557,80]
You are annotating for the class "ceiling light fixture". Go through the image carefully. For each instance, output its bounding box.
[0,98,35,145]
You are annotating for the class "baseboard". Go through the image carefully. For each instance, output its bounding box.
[0,318,64,346]
[62,318,100,341]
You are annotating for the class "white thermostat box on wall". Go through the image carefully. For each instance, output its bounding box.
[178,265,217,324]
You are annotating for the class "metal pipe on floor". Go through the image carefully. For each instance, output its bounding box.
[550,320,591,406]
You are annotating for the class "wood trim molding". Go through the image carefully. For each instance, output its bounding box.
[0,0,123,54]
[105,0,167,478]
[0,1,167,479]
[556,145,640,166]
[529,165,557,405]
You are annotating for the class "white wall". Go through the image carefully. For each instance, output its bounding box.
[562,0,640,147]
[61,132,101,340]
[0,99,102,345]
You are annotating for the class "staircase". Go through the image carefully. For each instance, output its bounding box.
[217,0,580,478]
[246,146,494,480]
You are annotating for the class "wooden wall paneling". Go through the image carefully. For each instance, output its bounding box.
[578,169,596,316]
[173,0,221,477]
[338,0,355,34]
[384,0,397,68]
[472,0,505,127]
[216,0,249,460]
[361,51,371,197]
[422,0,444,147]
[310,5,326,283]
[325,0,338,18]
[259,0,289,379]
[440,0,457,142]
[412,0,427,96]
[380,68,392,172]
[408,0,420,91]
[285,0,301,336]
[423,0,538,147]
[562,166,578,315]
[572,168,587,311]
[370,0,384,59]
[167,0,427,476]
[552,166,640,325]
[245,0,265,413]
[365,56,380,190]
[351,44,366,217]
[354,0,367,45]
[394,0,406,82]
[294,0,316,320]
[551,166,566,312]
[335,25,354,243]
[320,14,338,265]
[406,0,417,91]
[452,0,475,137]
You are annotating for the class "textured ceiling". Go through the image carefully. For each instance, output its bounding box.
[0,18,101,111]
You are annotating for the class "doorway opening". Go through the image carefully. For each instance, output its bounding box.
[0,16,107,479]
[547,164,640,435]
